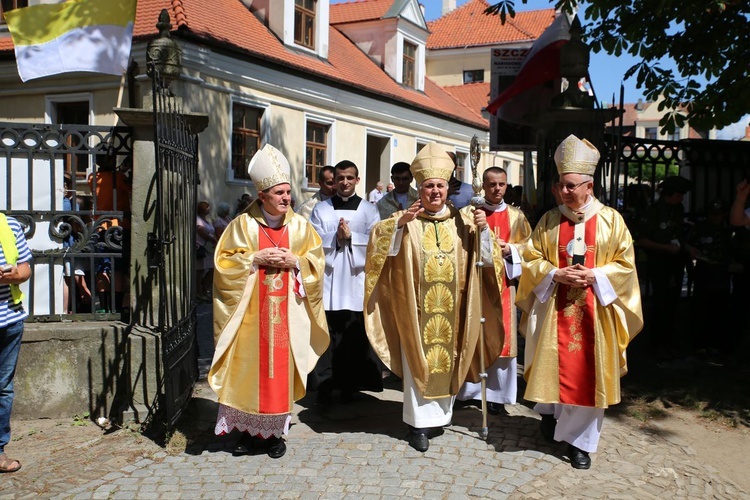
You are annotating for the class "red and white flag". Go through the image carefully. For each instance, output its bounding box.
[486,12,571,116]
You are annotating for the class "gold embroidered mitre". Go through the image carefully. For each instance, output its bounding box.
[248,144,291,191]
[411,142,455,184]
[554,134,600,176]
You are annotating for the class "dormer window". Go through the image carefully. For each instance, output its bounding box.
[295,0,315,49]
[403,41,416,88]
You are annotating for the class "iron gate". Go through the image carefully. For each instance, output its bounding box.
[605,135,750,216]
[0,122,132,321]
[150,63,199,428]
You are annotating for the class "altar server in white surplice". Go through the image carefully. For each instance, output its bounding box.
[309,160,383,403]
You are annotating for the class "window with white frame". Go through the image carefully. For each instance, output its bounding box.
[403,40,417,89]
[231,104,263,181]
[455,151,468,181]
[294,0,315,50]
[305,120,328,187]
[463,70,484,84]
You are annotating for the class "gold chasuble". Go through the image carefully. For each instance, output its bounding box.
[459,205,531,381]
[364,206,504,399]
[516,199,643,408]
[209,201,329,416]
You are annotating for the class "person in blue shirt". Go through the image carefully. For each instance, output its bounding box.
[0,212,32,473]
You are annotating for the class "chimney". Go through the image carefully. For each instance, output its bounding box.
[442,0,457,16]
[635,98,644,111]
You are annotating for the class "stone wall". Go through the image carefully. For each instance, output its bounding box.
[14,322,160,422]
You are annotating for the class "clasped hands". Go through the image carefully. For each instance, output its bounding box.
[337,217,352,243]
[254,247,298,268]
[554,264,595,288]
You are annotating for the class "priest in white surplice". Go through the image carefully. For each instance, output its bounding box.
[310,160,383,403]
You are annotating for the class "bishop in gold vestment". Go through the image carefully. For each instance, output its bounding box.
[517,135,643,469]
[210,145,328,458]
[364,143,503,452]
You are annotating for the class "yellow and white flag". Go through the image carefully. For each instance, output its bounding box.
[5,0,137,82]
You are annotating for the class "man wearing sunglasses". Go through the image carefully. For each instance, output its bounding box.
[517,135,643,470]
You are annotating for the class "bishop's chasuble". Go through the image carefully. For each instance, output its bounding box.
[516,199,643,408]
[364,205,504,399]
[459,203,531,381]
[209,201,329,433]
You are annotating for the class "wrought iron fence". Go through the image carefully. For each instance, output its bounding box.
[0,122,132,321]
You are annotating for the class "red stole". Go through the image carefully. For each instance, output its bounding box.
[555,215,597,406]
[486,208,513,356]
[257,226,291,414]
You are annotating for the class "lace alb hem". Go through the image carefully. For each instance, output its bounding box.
[214,404,291,439]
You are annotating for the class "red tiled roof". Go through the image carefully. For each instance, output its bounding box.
[443,82,491,121]
[427,0,555,49]
[1,0,486,129]
[330,0,396,24]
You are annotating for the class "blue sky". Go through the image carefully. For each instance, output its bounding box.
[330,0,747,139]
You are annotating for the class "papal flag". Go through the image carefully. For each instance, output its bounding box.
[5,0,137,82]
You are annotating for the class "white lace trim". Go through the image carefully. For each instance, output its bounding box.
[214,404,291,438]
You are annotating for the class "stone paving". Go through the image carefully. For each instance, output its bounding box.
[3,302,748,499]
[3,377,747,499]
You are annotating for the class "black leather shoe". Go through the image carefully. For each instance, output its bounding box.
[568,444,591,469]
[266,436,286,459]
[540,414,557,442]
[408,431,429,452]
[232,434,256,455]
[487,402,504,415]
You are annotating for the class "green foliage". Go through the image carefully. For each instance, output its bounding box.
[484,0,750,134]
[626,160,679,183]
[71,412,90,426]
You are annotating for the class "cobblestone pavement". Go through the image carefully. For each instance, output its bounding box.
[3,377,748,500]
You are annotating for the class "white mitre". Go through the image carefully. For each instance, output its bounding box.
[554,134,600,176]
[247,144,291,191]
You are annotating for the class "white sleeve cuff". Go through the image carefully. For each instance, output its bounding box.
[591,268,616,306]
[505,244,522,280]
[533,270,557,303]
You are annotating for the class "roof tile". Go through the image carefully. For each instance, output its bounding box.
[428,0,555,49]
[330,0,396,24]
[443,82,491,120]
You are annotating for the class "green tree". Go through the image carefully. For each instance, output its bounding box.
[484,0,750,134]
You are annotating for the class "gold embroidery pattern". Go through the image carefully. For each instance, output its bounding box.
[424,283,454,314]
[364,218,397,298]
[424,222,454,253]
[425,254,454,282]
[263,268,284,291]
[564,287,587,352]
[264,295,288,378]
[424,314,452,344]
[426,345,451,373]
[420,219,457,387]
